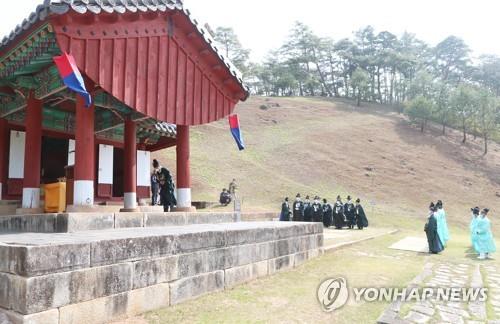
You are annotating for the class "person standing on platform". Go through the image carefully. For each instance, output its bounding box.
[304,195,313,222]
[153,159,177,212]
[150,168,159,206]
[280,197,291,221]
[228,178,238,199]
[333,196,345,229]
[425,202,444,254]
[322,198,333,227]
[293,193,304,221]
[355,198,369,230]
[435,200,450,247]
[344,196,356,229]
[474,208,496,260]
[312,196,323,223]
[470,207,480,249]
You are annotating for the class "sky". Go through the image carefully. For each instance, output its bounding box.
[3,0,500,62]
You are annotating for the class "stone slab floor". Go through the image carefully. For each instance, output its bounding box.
[323,227,395,247]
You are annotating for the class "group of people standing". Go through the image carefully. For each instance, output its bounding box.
[424,200,450,254]
[470,207,496,259]
[280,194,368,229]
[425,200,497,260]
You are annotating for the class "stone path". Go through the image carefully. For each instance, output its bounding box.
[484,265,500,321]
[378,262,500,324]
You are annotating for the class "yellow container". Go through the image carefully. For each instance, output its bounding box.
[44,182,67,213]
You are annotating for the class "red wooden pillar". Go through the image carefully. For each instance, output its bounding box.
[73,91,95,206]
[21,92,42,209]
[123,118,137,210]
[0,118,8,200]
[176,125,191,209]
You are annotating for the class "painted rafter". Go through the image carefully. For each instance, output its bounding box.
[0,24,58,79]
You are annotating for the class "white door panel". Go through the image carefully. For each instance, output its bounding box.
[68,139,75,166]
[98,144,114,184]
[8,130,25,179]
[137,150,151,187]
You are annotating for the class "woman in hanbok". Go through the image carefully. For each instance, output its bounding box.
[435,200,449,248]
[470,207,480,249]
[425,203,444,254]
[474,208,496,260]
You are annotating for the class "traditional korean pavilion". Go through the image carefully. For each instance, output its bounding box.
[0,0,248,212]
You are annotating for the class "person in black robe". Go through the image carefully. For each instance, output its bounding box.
[355,198,369,230]
[153,159,177,212]
[425,203,444,254]
[219,189,231,206]
[333,196,345,229]
[312,196,323,223]
[303,195,313,222]
[280,197,291,221]
[292,193,304,222]
[344,196,356,229]
[322,198,333,227]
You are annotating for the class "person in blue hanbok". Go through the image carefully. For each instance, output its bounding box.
[425,203,444,254]
[474,208,496,260]
[470,207,480,248]
[435,200,449,247]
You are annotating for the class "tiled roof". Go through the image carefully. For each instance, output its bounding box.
[153,121,177,138]
[1,0,248,96]
[137,119,177,138]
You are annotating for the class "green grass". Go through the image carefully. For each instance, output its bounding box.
[141,211,499,323]
[146,233,424,324]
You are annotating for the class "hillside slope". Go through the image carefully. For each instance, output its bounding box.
[154,96,500,227]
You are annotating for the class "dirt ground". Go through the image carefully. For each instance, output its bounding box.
[155,96,500,230]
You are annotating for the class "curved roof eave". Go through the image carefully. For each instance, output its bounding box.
[0,0,249,100]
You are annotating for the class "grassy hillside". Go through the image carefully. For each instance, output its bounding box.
[154,96,500,229]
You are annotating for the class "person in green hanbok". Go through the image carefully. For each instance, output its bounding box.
[474,208,496,260]
[470,207,480,249]
[425,203,444,254]
[435,200,449,247]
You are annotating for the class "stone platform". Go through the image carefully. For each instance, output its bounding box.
[0,212,238,233]
[0,221,323,324]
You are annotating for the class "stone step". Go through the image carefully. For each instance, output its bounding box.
[0,200,20,206]
[0,205,18,217]
[0,221,324,323]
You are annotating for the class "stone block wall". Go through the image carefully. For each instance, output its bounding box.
[0,222,323,324]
